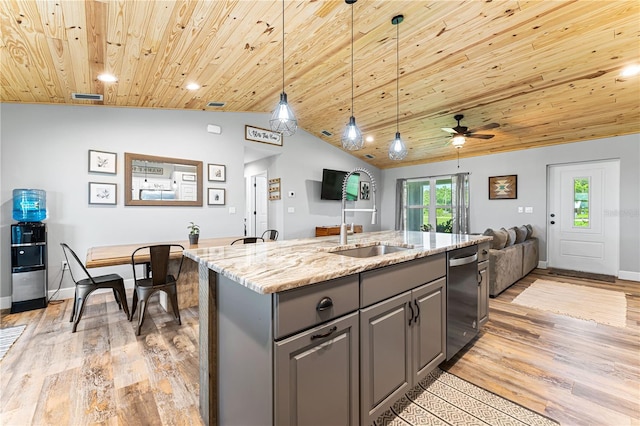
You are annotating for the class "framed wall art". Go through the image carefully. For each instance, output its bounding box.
[245,125,283,146]
[208,164,226,181]
[88,150,117,174]
[489,175,517,199]
[89,182,117,205]
[208,188,226,205]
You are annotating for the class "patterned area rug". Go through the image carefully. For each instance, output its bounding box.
[512,279,627,328]
[375,369,557,425]
[0,325,26,362]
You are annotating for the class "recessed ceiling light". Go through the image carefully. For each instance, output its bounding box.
[620,64,640,77]
[186,83,200,90]
[97,73,117,83]
[365,135,374,143]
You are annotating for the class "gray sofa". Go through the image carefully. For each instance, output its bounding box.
[483,225,539,297]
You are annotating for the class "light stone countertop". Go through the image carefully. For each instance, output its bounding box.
[183,230,492,295]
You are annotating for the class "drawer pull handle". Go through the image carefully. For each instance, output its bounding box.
[414,299,420,322]
[316,297,333,311]
[311,326,337,340]
[482,249,488,255]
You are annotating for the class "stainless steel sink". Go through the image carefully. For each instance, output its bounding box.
[331,244,410,258]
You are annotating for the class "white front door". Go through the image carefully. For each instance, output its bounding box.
[547,160,619,276]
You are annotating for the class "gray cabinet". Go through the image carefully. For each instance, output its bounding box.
[274,312,359,426]
[360,292,412,423]
[478,242,490,327]
[360,258,446,424]
[412,278,446,381]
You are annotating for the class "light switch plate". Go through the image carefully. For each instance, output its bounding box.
[288,207,295,213]
[525,206,533,213]
[229,207,236,214]
[518,206,524,213]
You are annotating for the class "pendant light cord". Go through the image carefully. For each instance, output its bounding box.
[282,0,285,93]
[396,21,399,133]
[351,3,354,115]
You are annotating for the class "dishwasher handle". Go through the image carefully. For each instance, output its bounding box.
[449,252,477,267]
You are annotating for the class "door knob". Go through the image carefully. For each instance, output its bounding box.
[550,213,555,217]
[550,221,555,224]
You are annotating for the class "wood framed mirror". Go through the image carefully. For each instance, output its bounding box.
[124,152,203,206]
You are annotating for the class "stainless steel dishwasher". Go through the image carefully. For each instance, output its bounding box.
[446,245,478,360]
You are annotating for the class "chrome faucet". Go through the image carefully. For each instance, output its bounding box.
[340,167,377,245]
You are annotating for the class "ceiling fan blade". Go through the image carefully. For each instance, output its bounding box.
[441,127,457,133]
[466,133,494,139]
[467,122,500,133]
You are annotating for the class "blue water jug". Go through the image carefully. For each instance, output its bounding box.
[12,189,47,222]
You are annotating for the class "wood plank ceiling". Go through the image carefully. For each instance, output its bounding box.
[1,0,639,169]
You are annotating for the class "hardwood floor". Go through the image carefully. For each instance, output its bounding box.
[1,270,638,425]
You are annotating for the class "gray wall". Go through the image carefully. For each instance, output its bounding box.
[0,103,380,306]
[379,134,640,279]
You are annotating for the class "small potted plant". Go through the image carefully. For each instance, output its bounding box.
[188,222,200,245]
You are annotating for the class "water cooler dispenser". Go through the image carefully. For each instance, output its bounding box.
[10,189,48,313]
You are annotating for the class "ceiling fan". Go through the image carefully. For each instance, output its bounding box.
[442,114,500,148]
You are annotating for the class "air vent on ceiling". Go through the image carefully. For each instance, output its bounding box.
[71,92,103,101]
[320,130,333,137]
[207,101,226,108]
[364,154,375,159]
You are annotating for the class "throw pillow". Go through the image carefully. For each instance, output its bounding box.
[483,228,507,250]
[513,226,527,243]
[502,227,516,247]
[524,224,533,239]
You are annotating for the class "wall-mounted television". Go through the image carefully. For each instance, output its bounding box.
[321,168,360,201]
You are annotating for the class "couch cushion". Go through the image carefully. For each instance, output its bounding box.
[524,224,533,239]
[503,227,516,247]
[513,225,527,243]
[483,228,507,250]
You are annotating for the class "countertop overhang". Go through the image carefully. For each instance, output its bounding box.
[184,230,492,294]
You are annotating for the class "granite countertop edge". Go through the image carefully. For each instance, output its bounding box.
[184,230,492,295]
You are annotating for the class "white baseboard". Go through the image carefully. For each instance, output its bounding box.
[618,270,640,282]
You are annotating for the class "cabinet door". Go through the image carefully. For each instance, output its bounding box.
[274,312,359,426]
[360,292,412,424]
[478,261,489,327]
[411,277,446,382]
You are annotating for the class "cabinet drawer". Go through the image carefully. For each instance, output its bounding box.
[478,242,490,262]
[360,254,446,308]
[274,274,359,339]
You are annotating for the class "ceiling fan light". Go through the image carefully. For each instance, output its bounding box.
[270,92,297,136]
[388,132,407,160]
[342,116,364,150]
[452,135,466,148]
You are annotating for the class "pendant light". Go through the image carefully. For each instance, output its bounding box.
[270,0,297,136]
[341,0,363,151]
[388,14,408,161]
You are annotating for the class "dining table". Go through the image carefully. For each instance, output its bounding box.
[85,236,246,309]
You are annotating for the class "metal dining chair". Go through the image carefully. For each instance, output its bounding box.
[130,244,184,336]
[261,229,279,241]
[60,243,130,333]
[230,237,265,245]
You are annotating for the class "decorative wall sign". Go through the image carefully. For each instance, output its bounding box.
[360,181,370,200]
[88,150,117,174]
[89,182,117,205]
[208,164,226,181]
[245,125,283,146]
[208,188,226,205]
[489,175,517,199]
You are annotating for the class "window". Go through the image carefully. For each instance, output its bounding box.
[402,174,469,233]
[573,177,590,228]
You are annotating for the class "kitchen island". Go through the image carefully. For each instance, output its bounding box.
[184,230,491,426]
